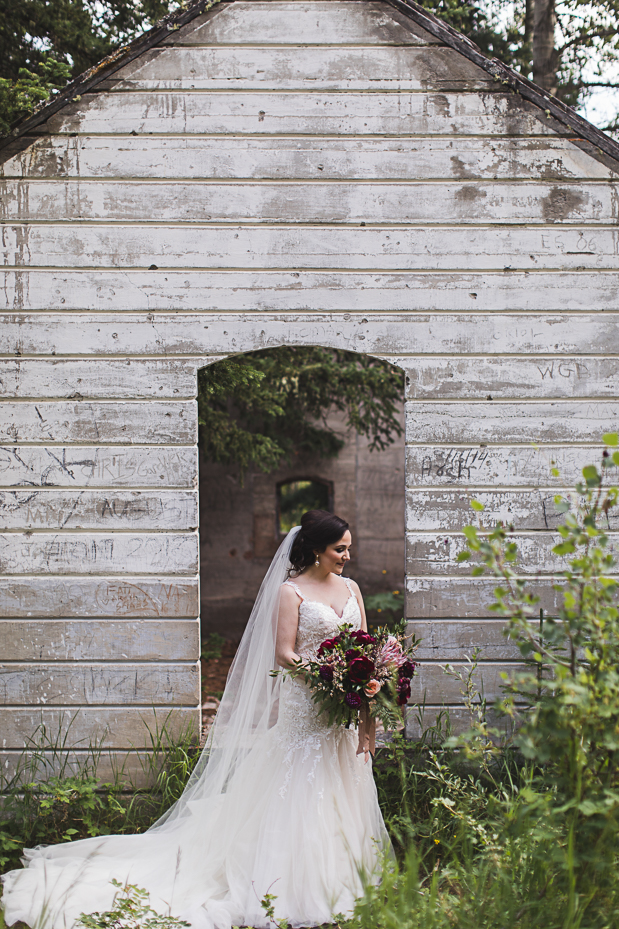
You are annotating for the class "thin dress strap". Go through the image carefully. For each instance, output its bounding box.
[284,579,304,600]
[343,577,353,594]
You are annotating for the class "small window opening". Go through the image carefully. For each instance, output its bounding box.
[277,478,333,534]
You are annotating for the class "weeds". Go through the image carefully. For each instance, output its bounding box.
[344,438,619,929]
[200,633,226,662]
[76,879,190,929]
[0,713,200,873]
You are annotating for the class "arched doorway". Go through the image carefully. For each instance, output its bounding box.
[196,346,406,728]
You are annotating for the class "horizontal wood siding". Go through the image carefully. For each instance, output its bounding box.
[4,270,619,311]
[1,0,618,754]
[4,226,619,271]
[0,490,198,529]
[4,181,613,224]
[0,619,199,660]
[5,138,615,180]
[0,446,198,488]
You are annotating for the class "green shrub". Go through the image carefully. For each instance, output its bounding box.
[200,632,226,662]
[346,437,619,929]
[76,879,190,929]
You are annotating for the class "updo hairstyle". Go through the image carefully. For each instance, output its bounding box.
[288,510,350,576]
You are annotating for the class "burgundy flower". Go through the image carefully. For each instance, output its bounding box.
[345,648,361,661]
[348,655,375,684]
[317,638,337,657]
[345,692,362,709]
[397,679,412,706]
[399,661,416,680]
[350,630,377,645]
[319,664,334,682]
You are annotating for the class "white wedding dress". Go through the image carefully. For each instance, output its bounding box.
[2,572,391,929]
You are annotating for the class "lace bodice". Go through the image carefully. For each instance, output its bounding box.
[284,577,362,659]
[271,577,364,797]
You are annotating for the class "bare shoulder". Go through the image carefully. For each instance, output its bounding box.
[279,582,300,604]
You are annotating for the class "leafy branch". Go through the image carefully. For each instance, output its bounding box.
[198,348,404,478]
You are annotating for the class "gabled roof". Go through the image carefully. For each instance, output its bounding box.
[2,0,619,169]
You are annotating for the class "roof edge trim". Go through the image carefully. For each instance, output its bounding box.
[0,0,223,162]
[388,0,619,167]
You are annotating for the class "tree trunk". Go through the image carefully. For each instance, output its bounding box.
[533,0,558,95]
[524,0,534,75]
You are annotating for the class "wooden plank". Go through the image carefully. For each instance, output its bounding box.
[0,359,203,399]
[409,619,528,660]
[0,750,194,787]
[409,662,524,704]
[42,92,558,136]
[0,532,198,575]
[0,577,199,617]
[0,446,198,488]
[0,490,198,529]
[406,704,509,738]
[160,1,440,46]
[5,225,619,271]
[0,706,199,749]
[405,401,619,444]
[406,530,619,575]
[406,575,563,617]
[0,402,197,444]
[406,445,602,488]
[403,357,619,400]
[3,270,619,312]
[5,180,613,225]
[0,662,199,705]
[4,137,613,180]
[406,488,608,531]
[3,313,618,358]
[0,619,199,660]
[107,45,494,91]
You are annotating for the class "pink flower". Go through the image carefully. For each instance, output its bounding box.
[364,679,381,697]
[377,636,406,668]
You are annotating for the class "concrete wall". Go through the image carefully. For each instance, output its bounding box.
[1,0,618,768]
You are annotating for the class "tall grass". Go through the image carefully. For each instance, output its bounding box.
[0,711,200,873]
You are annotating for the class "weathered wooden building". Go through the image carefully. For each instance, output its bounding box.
[1,0,619,771]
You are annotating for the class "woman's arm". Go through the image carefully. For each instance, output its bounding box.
[349,579,368,632]
[275,584,302,669]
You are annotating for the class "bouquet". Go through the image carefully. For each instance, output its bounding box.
[276,621,417,756]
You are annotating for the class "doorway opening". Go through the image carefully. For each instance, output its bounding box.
[197,345,406,732]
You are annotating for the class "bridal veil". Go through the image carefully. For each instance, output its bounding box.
[1,528,302,929]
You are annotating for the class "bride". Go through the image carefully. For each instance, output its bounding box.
[2,510,391,929]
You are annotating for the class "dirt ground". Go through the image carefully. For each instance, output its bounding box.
[200,639,238,740]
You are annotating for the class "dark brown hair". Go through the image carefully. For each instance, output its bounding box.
[288,509,350,575]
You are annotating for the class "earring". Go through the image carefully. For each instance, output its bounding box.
[315,557,320,567]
